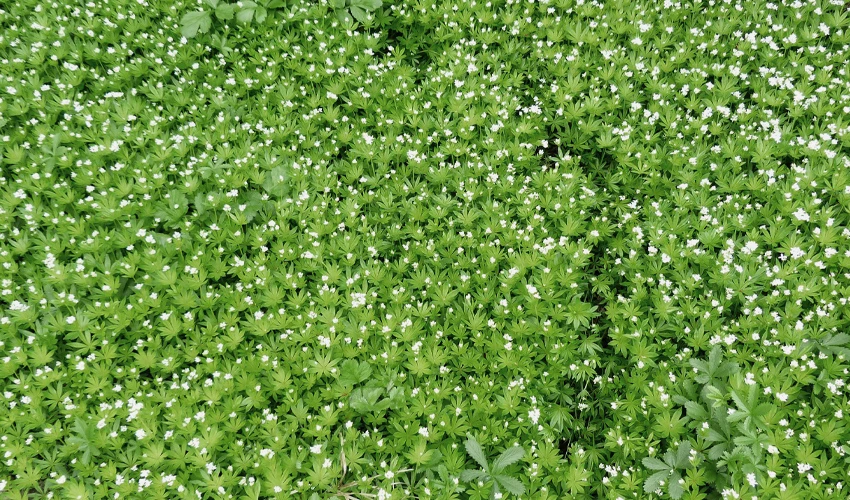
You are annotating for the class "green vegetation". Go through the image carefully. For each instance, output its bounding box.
[1,0,850,498]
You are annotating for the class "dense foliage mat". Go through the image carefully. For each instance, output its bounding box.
[2,0,850,498]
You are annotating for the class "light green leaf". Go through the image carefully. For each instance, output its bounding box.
[338,359,372,386]
[180,11,212,38]
[350,0,381,10]
[215,3,236,20]
[236,1,259,22]
[348,5,368,22]
[335,9,354,23]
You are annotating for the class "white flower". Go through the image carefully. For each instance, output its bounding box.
[310,444,323,454]
[793,208,810,222]
[135,429,147,440]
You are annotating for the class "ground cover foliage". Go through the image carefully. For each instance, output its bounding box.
[1,0,850,497]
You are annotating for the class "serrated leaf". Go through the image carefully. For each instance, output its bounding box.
[644,470,669,493]
[236,1,258,22]
[642,457,670,471]
[823,333,850,346]
[459,469,486,482]
[675,441,691,469]
[338,359,372,386]
[464,434,489,471]
[494,475,525,495]
[492,446,524,472]
[349,386,383,413]
[335,9,353,23]
[215,3,236,20]
[349,5,368,22]
[350,0,381,10]
[180,11,212,38]
[668,472,684,499]
[684,400,708,420]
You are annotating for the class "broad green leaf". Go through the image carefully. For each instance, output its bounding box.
[350,387,383,412]
[674,441,692,469]
[683,400,708,420]
[338,359,372,386]
[642,457,670,471]
[180,11,212,38]
[236,1,259,22]
[668,472,685,499]
[350,0,382,10]
[329,0,346,8]
[215,3,236,20]
[492,446,524,472]
[349,5,368,22]
[494,475,525,495]
[459,469,486,482]
[464,434,489,471]
[335,9,353,23]
[643,470,669,494]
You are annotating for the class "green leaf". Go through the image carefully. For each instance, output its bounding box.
[674,441,692,469]
[494,475,525,495]
[350,0,381,10]
[236,1,259,22]
[348,5,368,22]
[683,400,708,420]
[329,0,346,8]
[491,446,524,472]
[668,472,684,499]
[335,9,354,23]
[180,11,212,38]
[215,3,236,20]
[459,469,486,482]
[464,434,489,471]
[642,457,670,471]
[338,359,372,386]
[644,470,669,494]
[350,386,383,412]
[823,333,850,346]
